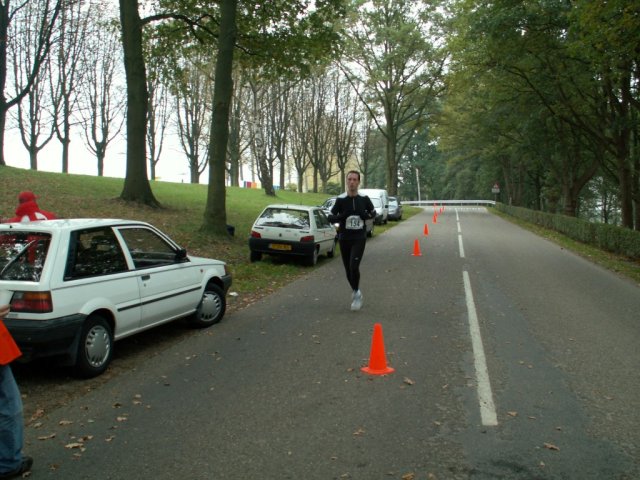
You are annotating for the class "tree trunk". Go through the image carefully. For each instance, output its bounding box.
[385,123,398,195]
[202,0,237,235]
[228,99,241,186]
[118,0,159,207]
[0,1,8,166]
[258,154,276,196]
[617,71,634,228]
[97,144,105,177]
[0,109,6,166]
[633,126,639,230]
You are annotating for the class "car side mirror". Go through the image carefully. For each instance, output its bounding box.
[175,248,188,261]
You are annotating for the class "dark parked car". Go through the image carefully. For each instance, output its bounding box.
[388,197,403,220]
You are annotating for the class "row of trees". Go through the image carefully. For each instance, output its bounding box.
[1,0,637,231]
[440,0,639,229]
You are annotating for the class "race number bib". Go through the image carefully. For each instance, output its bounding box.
[345,215,364,230]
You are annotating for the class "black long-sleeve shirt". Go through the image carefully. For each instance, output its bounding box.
[329,193,376,240]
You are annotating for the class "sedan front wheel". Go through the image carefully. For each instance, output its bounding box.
[189,283,226,328]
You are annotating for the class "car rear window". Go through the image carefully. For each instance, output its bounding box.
[255,208,310,229]
[65,228,128,279]
[0,231,52,281]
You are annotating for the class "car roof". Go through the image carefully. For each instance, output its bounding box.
[262,204,319,211]
[0,218,151,233]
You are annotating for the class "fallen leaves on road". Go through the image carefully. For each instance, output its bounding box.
[65,435,94,453]
[65,442,84,450]
[543,442,560,451]
[30,409,45,422]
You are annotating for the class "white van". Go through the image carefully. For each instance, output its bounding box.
[359,188,389,224]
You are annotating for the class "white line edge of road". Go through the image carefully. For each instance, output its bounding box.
[463,270,499,427]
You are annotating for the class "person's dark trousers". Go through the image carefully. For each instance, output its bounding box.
[338,237,366,291]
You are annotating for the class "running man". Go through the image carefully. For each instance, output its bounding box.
[329,170,376,311]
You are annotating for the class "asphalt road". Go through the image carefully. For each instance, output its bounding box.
[18,207,640,479]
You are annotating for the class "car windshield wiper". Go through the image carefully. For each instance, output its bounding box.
[260,221,287,227]
[0,239,36,278]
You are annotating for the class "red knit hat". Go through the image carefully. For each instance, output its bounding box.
[18,191,37,203]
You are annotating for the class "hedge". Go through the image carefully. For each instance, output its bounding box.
[494,203,640,260]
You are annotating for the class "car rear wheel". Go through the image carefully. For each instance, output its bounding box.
[250,251,262,262]
[189,283,226,328]
[306,247,319,266]
[74,314,113,378]
[327,243,335,258]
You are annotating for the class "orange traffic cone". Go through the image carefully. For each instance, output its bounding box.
[361,323,395,375]
[423,224,429,236]
[432,213,438,224]
[412,239,422,256]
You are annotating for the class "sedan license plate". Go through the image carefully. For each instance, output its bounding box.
[269,243,291,251]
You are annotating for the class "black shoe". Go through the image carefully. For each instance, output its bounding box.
[0,456,33,479]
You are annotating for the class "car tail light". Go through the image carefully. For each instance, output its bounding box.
[300,235,314,243]
[9,291,53,313]
[250,231,262,239]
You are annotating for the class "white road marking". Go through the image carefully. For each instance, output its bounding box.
[457,211,464,257]
[463,270,498,426]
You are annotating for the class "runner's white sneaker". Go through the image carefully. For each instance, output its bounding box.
[351,290,363,311]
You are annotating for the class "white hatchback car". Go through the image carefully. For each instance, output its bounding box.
[0,219,232,377]
[249,204,336,266]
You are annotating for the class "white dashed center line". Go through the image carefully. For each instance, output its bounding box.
[463,270,498,426]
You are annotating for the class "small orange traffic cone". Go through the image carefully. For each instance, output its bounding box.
[412,239,422,256]
[361,323,395,375]
[423,224,429,236]
[432,213,438,224]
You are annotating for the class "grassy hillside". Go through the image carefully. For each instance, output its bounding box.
[0,165,348,310]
